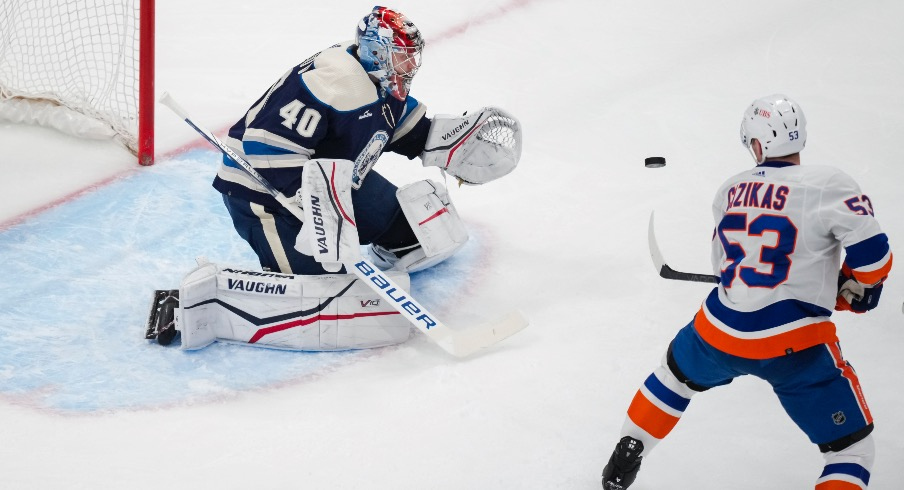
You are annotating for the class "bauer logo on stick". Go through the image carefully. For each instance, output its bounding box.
[645,156,666,168]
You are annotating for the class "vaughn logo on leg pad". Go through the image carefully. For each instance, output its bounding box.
[218,268,301,297]
[227,279,288,295]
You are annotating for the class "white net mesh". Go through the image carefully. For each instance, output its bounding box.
[476,112,520,152]
[0,0,140,151]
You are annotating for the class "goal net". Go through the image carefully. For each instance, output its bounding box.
[0,0,154,164]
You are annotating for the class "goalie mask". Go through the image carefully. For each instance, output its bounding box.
[739,94,807,164]
[355,6,425,101]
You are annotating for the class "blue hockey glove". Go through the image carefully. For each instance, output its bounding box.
[835,265,884,313]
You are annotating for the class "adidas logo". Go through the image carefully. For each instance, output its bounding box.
[358,110,373,120]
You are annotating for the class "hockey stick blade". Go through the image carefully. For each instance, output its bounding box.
[648,211,719,284]
[347,259,528,357]
[160,91,528,357]
[435,310,529,357]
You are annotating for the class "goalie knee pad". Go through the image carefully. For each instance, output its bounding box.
[369,179,468,273]
[174,259,411,351]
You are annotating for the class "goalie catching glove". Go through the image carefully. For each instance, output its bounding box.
[421,107,522,185]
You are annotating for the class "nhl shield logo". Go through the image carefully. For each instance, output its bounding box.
[832,411,846,425]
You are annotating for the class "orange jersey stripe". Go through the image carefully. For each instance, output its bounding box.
[827,343,873,425]
[626,390,681,440]
[694,309,838,359]
[852,253,893,285]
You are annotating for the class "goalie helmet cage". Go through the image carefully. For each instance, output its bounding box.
[0,0,155,165]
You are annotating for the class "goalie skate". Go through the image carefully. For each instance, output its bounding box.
[145,289,180,345]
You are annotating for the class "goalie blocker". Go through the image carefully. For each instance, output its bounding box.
[148,259,412,351]
[370,179,468,273]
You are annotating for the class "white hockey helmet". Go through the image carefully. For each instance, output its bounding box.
[739,94,807,164]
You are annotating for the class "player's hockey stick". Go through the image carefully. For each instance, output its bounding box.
[648,211,720,284]
[159,92,528,357]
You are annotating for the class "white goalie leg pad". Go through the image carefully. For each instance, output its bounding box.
[370,179,469,273]
[420,107,522,185]
[175,261,411,351]
[174,260,221,350]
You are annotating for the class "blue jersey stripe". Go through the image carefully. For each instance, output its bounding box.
[844,233,890,269]
[819,462,870,485]
[644,373,690,412]
[705,290,832,333]
[398,96,420,125]
[222,154,241,170]
[243,141,298,156]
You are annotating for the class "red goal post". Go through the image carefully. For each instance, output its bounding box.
[0,0,155,165]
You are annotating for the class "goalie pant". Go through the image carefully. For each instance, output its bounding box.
[175,260,411,351]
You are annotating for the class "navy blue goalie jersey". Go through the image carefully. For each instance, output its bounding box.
[212,41,429,209]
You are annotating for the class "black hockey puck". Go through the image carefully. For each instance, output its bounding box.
[645,156,666,168]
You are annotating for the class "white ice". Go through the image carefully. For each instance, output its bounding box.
[1,1,903,488]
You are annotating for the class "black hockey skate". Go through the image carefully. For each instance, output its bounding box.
[601,436,644,490]
[145,289,180,346]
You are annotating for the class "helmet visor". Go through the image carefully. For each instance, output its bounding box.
[391,45,422,79]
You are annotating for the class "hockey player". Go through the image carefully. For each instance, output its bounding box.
[215,5,520,276]
[146,6,522,351]
[601,94,892,489]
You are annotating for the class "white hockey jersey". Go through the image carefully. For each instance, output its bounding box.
[694,161,892,359]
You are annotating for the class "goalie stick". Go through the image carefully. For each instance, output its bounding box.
[648,211,720,284]
[158,92,528,357]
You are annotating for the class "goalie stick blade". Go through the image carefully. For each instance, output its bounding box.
[647,211,720,284]
[438,310,529,358]
[347,258,528,358]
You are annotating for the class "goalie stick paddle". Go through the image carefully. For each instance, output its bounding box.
[648,211,720,284]
[159,92,528,357]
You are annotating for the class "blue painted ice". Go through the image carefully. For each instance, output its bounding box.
[0,149,477,412]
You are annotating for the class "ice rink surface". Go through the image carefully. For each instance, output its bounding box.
[1,1,903,488]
